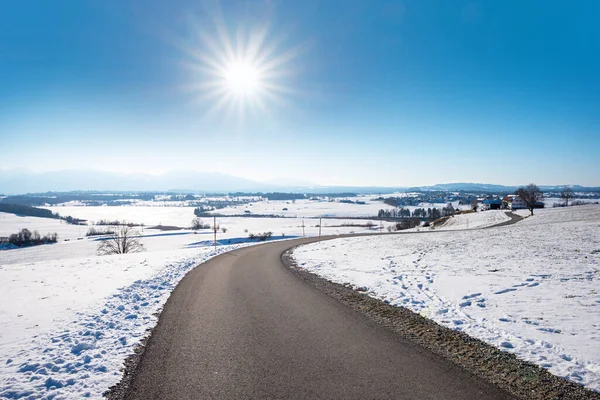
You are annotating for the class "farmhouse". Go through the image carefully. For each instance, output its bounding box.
[482,199,502,210]
[504,195,544,210]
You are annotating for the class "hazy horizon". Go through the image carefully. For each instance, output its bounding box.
[0,168,597,195]
[1,1,599,187]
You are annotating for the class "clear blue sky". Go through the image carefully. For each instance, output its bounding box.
[1,0,599,186]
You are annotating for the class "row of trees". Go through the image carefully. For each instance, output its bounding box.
[378,204,456,220]
[5,229,58,247]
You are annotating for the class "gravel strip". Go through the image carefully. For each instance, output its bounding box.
[103,315,158,400]
[282,247,600,400]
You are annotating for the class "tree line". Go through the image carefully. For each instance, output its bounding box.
[378,204,456,220]
[0,203,85,224]
[3,229,58,247]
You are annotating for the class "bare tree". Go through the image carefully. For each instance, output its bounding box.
[515,183,544,216]
[471,198,478,212]
[191,217,210,230]
[98,226,145,255]
[560,186,574,206]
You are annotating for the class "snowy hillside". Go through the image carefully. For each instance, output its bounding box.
[433,210,511,230]
[292,205,600,391]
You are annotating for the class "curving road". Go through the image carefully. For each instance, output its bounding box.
[123,236,514,399]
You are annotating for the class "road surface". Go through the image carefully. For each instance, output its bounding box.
[123,236,514,399]
[484,211,524,229]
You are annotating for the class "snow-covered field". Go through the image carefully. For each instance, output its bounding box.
[3,200,594,397]
[206,197,470,218]
[48,195,466,221]
[293,205,600,391]
[0,213,85,241]
[1,211,271,399]
[44,206,395,238]
[0,205,391,399]
[205,197,396,218]
[433,210,511,230]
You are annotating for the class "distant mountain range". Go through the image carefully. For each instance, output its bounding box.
[0,169,269,194]
[0,169,598,195]
[407,183,600,193]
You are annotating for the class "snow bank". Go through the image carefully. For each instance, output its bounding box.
[0,244,251,399]
[292,205,600,391]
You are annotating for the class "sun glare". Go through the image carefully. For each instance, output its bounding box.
[179,12,305,121]
[223,61,261,96]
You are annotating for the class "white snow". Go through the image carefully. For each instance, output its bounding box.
[0,213,85,241]
[292,205,600,392]
[204,197,395,218]
[0,212,263,399]
[0,206,391,399]
[43,206,395,238]
[3,201,596,397]
[433,210,511,230]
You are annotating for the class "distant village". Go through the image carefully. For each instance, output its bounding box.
[375,188,600,221]
[376,191,543,211]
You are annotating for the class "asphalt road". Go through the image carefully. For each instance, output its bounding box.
[124,235,514,400]
[484,211,525,229]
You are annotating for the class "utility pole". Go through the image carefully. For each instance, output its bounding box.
[213,216,217,252]
[319,218,322,238]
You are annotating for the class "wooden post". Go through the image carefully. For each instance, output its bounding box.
[319,218,322,238]
[302,218,305,237]
[213,216,217,252]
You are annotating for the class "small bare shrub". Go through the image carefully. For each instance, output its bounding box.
[248,231,273,241]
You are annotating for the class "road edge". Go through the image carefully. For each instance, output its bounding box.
[282,245,599,400]
[103,312,159,399]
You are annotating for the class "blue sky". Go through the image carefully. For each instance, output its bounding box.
[1,0,599,186]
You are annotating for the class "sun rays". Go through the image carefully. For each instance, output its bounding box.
[178,11,305,123]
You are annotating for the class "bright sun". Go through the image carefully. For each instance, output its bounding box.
[181,16,304,120]
[224,61,261,96]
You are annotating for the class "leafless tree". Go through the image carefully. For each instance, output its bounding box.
[98,226,145,255]
[191,217,210,230]
[471,198,478,211]
[560,186,574,206]
[515,183,544,216]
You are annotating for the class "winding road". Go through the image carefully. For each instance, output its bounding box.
[123,235,515,399]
